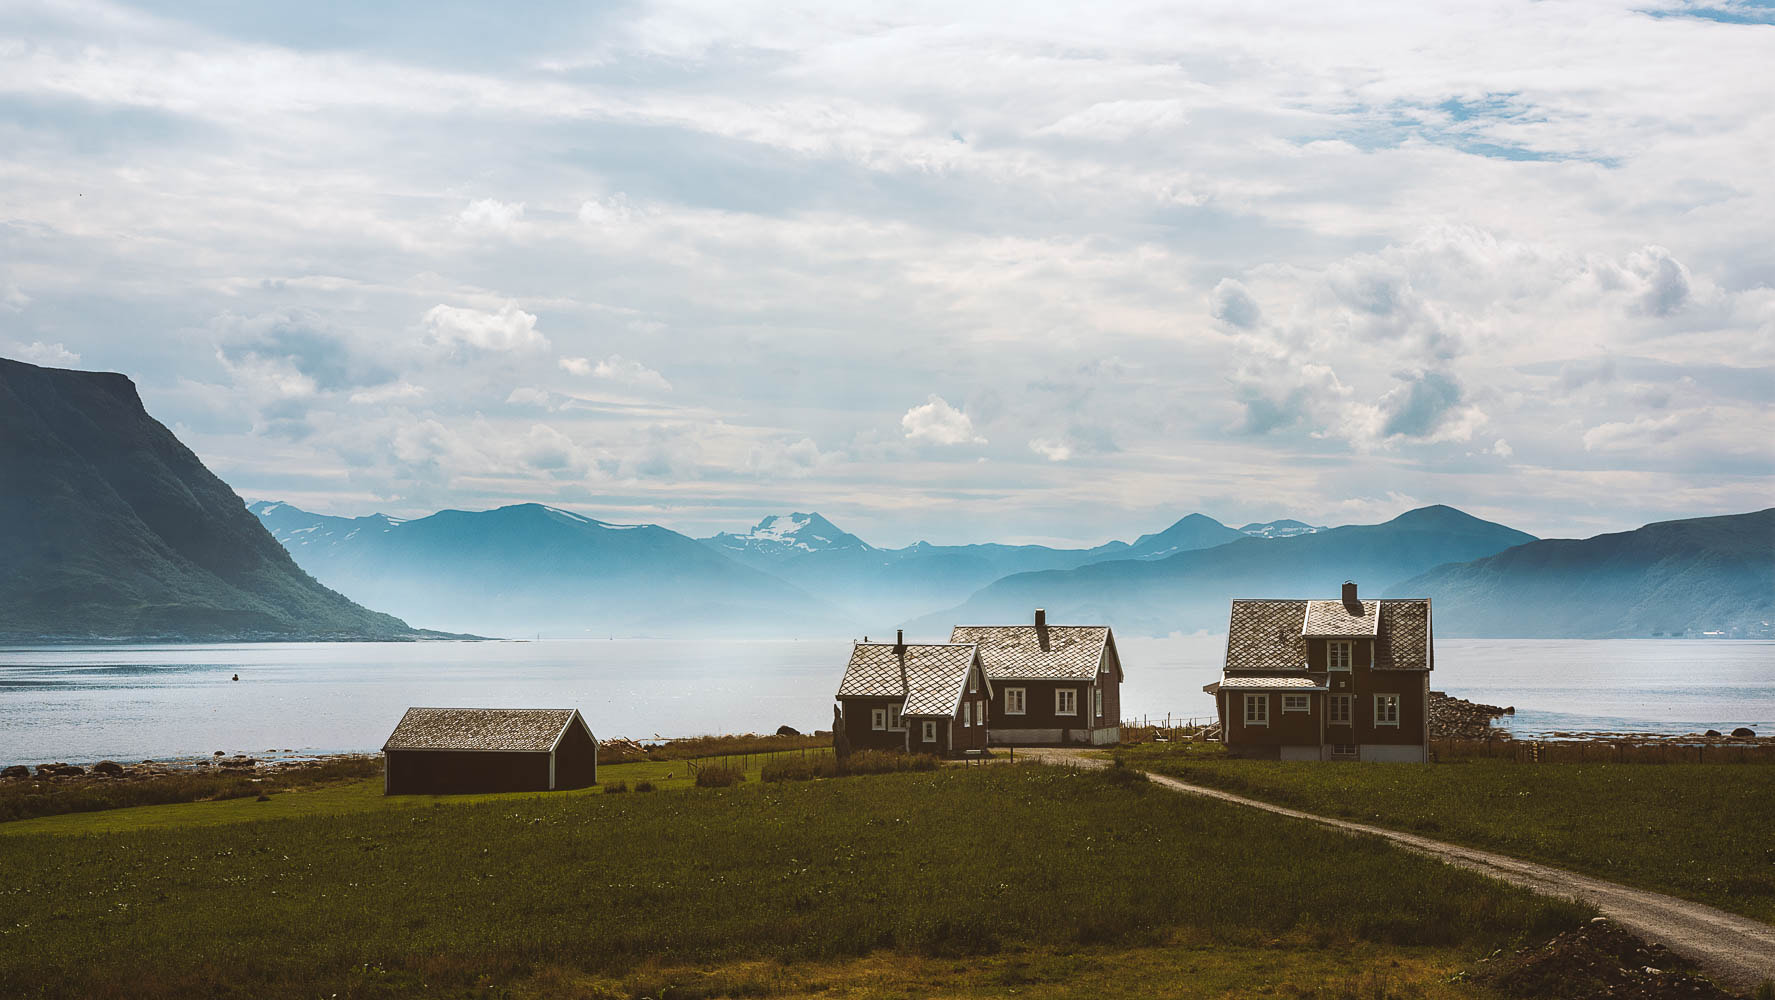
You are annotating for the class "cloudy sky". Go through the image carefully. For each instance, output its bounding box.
[2,0,1771,546]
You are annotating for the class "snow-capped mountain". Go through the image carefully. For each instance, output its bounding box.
[704,512,873,557]
[1239,519,1325,539]
[248,500,848,638]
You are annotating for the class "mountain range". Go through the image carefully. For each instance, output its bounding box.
[248,501,843,638]
[0,358,430,642]
[908,505,1538,635]
[1390,509,1775,638]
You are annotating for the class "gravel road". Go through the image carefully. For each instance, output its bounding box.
[1021,748,1775,991]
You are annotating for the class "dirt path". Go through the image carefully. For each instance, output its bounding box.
[1019,748,1775,991]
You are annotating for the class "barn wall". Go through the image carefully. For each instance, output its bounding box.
[385,749,552,795]
[554,723,598,789]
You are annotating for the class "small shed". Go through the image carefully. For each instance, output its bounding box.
[381,707,597,795]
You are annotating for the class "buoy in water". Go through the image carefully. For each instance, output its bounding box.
[231,674,239,682]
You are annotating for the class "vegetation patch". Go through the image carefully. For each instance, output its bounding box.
[0,756,381,824]
[0,764,1583,999]
[761,749,940,782]
[1121,746,1775,922]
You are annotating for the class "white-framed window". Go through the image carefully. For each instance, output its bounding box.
[977,700,986,726]
[1056,689,1078,716]
[1328,641,1353,671]
[871,708,886,731]
[968,670,978,693]
[1093,687,1103,719]
[1330,694,1352,725]
[922,720,937,743]
[1374,694,1400,727]
[1331,743,1358,758]
[1243,694,1268,727]
[888,705,904,731]
[963,701,972,727]
[1281,693,1310,714]
[1005,687,1026,715]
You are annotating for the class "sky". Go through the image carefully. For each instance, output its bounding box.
[2,0,1771,547]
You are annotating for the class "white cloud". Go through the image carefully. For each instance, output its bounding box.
[348,381,425,405]
[423,302,547,353]
[7,341,81,366]
[558,356,594,376]
[591,355,671,390]
[1029,437,1072,461]
[457,199,525,232]
[1490,438,1514,459]
[902,395,984,446]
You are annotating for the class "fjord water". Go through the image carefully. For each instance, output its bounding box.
[1,638,1770,763]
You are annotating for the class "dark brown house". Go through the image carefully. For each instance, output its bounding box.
[382,707,598,794]
[1205,582,1432,762]
[952,609,1123,746]
[835,631,992,757]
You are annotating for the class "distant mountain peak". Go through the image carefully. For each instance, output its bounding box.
[1239,519,1325,539]
[1120,513,1244,560]
[705,512,872,555]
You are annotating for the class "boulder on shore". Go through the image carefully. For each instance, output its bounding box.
[92,760,124,776]
[1731,727,1756,739]
[1,764,29,779]
[775,725,802,737]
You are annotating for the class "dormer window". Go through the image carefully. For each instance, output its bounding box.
[1328,641,1353,671]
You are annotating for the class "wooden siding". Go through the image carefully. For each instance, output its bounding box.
[385,749,552,795]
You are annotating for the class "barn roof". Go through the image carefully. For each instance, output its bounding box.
[1223,597,1432,673]
[836,642,985,718]
[383,707,584,752]
[950,623,1118,682]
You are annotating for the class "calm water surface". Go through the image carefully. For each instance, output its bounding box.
[1,637,1770,763]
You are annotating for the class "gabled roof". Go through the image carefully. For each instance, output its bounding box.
[837,643,986,718]
[1223,597,1433,673]
[1302,600,1379,637]
[950,624,1119,682]
[383,707,590,752]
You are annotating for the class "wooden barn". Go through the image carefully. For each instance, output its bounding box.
[381,707,597,795]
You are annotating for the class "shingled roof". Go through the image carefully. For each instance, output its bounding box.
[1223,597,1432,673]
[836,642,985,718]
[950,621,1120,682]
[383,708,586,752]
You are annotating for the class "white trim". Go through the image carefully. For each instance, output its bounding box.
[1093,686,1103,719]
[1281,693,1310,714]
[1055,688,1078,716]
[1243,693,1268,727]
[1374,693,1400,727]
[1330,694,1353,725]
[888,705,904,732]
[872,708,887,731]
[921,720,937,743]
[1004,687,1027,715]
[963,701,972,727]
[549,753,556,791]
[1328,641,1353,671]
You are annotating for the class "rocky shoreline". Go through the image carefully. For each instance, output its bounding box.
[3,751,379,783]
[1430,690,1513,740]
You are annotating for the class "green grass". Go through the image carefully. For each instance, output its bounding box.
[1120,745,1775,922]
[0,758,382,824]
[0,764,1584,999]
[0,750,831,837]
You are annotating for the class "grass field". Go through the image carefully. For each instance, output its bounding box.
[0,749,834,836]
[1120,744,1775,923]
[0,762,1585,999]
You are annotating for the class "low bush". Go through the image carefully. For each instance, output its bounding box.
[633,780,656,793]
[694,764,745,788]
[602,780,628,794]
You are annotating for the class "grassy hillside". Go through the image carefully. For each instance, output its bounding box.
[1389,508,1775,637]
[0,358,425,641]
[1122,745,1775,922]
[0,764,1583,999]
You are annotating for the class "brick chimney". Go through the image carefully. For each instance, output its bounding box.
[1035,608,1048,651]
[895,629,908,694]
[1342,580,1360,614]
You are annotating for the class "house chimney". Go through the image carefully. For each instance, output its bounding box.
[896,630,909,694]
[1035,608,1046,629]
[1342,580,1360,613]
[1035,608,1048,651]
